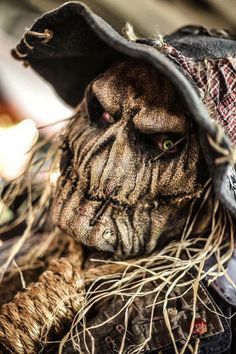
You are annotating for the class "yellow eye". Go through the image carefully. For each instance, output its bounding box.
[162,139,174,151]
[138,132,184,159]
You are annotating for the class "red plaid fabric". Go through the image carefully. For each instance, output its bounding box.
[163,44,236,145]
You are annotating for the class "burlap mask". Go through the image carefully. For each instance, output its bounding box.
[50,60,213,258]
[12,1,236,259]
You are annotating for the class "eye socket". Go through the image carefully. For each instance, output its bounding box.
[86,90,115,129]
[153,134,183,156]
[137,132,185,159]
[97,111,115,128]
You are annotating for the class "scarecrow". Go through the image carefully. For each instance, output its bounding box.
[0,2,236,353]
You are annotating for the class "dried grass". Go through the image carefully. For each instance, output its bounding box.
[0,124,64,281]
[57,181,235,354]
[0,117,235,353]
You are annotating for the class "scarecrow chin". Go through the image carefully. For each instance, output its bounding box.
[51,60,212,259]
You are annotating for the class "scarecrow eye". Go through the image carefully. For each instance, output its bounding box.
[138,132,185,158]
[153,134,183,156]
[87,91,115,128]
[97,111,115,128]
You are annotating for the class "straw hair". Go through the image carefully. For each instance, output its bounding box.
[61,183,235,354]
[0,180,234,353]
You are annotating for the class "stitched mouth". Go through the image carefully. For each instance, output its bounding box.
[83,187,203,209]
[58,142,203,210]
[57,160,203,213]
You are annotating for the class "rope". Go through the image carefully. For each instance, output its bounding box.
[25,29,53,44]
[0,258,84,353]
[0,249,130,354]
[12,29,53,61]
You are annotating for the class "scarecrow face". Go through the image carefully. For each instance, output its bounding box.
[52,60,211,258]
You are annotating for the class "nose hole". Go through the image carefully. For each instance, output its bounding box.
[129,107,141,119]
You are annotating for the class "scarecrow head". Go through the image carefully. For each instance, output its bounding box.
[12,2,236,259]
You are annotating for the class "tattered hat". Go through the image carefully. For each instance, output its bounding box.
[12,1,236,219]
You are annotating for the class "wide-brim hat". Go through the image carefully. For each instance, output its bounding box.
[12,2,236,216]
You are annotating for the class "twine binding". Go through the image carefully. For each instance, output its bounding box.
[0,258,84,354]
[13,29,53,60]
[26,29,53,44]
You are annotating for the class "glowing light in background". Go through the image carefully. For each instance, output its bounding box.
[0,119,38,181]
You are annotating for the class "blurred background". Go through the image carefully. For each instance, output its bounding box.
[0,0,235,224]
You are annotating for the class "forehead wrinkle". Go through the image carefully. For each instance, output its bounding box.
[91,63,148,116]
[89,60,187,129]
[133,108,186,134]
[91,75,124,116]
